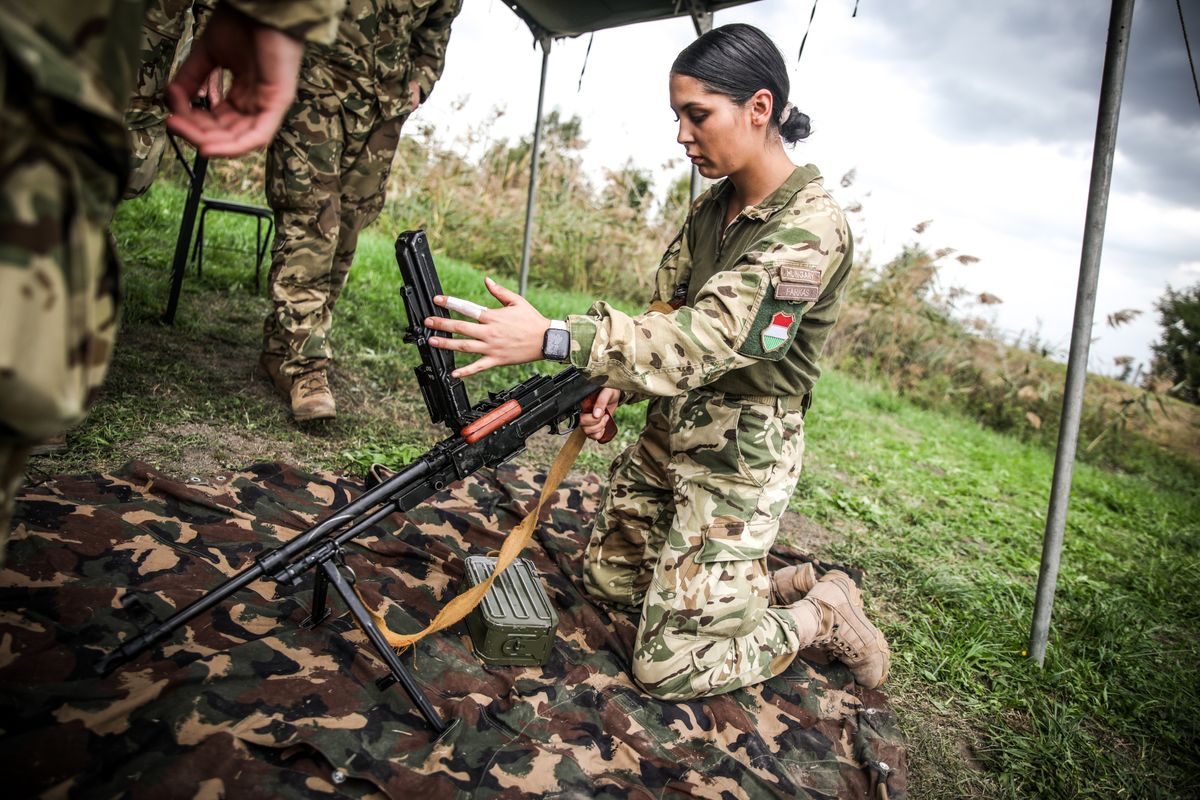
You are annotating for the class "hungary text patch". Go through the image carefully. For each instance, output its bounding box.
[779,265,822,284]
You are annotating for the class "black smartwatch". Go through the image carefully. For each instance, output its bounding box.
[542,320,570,362]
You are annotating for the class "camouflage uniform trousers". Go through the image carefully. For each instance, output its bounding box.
[0,442,31,560]
[583,390,808,700]
[124,0,196,200]
[0,69,122,561]
[263,83,405,378]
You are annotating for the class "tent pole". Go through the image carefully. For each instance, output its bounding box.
[519,35,551,297]
[688,5,714,202]
[1028,0,1135,666]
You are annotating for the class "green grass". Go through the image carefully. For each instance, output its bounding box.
[34,178,1200,799]
[793,371,1200,797]
[40,180,643,479]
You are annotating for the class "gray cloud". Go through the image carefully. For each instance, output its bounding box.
[858,0,1200,206]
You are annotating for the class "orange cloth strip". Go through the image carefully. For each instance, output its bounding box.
[354,426,587,650]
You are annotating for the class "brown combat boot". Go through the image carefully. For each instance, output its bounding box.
[786,570,891,688]
[258,352,292,397]
[770,562,818,605]
[290,369,336,422]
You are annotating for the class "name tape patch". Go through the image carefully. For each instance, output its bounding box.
[775,282,820,302]
[779,265,822,284]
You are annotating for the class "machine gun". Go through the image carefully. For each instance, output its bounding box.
[95,230,613,737]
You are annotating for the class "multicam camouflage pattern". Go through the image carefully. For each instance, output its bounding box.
[0,443,30,565]
[124,0,198,199]
[0,0,342,554]
[568,163,855,700]
[568,164,854,399]
[0,81,122,442]
[306,0,462,120]
[226,0,346,43]
[262,1,460,378]
[585,391,808,700]
[1,459,906,798]
[262,93,405,377]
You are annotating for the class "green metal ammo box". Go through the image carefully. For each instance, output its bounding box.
[463,555,559,666]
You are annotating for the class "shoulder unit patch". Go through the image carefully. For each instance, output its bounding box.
[761,311,796,353]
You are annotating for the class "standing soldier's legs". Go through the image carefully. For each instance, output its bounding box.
[124,0,195,200]
[0,81,121,563]
[326,114,405,317]
[584,398,676,608]
[262,87,344,420]
[631,393,808,700]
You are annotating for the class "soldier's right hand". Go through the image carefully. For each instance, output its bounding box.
[166,4,305,157]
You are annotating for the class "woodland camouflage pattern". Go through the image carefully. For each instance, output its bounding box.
[263,0,461,378]
[0,460,905,798]
[572,165,858,698]
[0,0,345,553]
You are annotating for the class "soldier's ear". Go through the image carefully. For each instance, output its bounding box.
[747,89,773,128]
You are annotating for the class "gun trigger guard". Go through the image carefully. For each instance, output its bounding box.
[551,412,580,436]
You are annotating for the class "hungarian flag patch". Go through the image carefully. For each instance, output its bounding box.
[761,311,795,352]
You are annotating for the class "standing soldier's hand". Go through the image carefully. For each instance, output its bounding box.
[197,68,227,107]
[409,80,422,111]
[166,4,304,157]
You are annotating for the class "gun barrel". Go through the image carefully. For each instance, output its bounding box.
[94,563,266,675]
[95,451,447,674]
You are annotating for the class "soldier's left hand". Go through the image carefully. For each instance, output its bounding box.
[166,4,304,157]
[426,278,549,378]
[409,80,422,111]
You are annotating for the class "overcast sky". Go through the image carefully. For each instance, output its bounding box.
[413,0,1200,375]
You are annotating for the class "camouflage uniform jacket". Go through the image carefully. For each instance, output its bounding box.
[0,0,343,180]
[303,0,462,120]
[568,164,854,399]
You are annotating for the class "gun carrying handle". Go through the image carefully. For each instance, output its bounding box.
[581,392,618,444]
[461,400,524,444]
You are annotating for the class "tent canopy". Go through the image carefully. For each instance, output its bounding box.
[505,1,759,38]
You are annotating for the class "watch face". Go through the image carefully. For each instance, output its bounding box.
[543,327,570,361]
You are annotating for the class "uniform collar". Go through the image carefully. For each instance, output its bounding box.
[710,163,822,222]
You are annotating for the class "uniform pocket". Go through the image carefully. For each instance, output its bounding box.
[695,519,773,563]
[691,520,775,638]
[732,399,783,488]
[671,393,752,486]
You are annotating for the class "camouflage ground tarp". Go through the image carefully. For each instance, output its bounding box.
[0,461,907,799]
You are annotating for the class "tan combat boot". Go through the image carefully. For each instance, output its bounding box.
[291,370,336,422]
[770,562,817,605]
[258,352,292,397]
[786,570,891,688]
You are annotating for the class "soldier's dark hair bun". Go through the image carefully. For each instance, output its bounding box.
[780,108,812,144]
[671,23,811,145]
